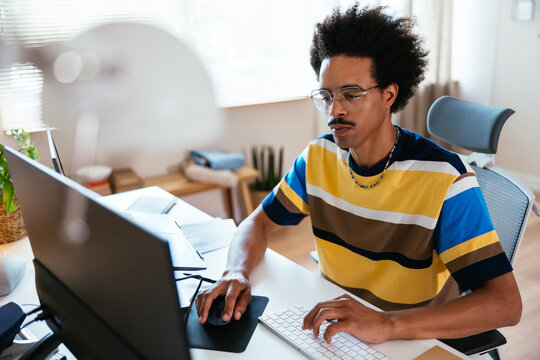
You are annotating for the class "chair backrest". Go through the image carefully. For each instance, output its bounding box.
[471,165,533,264]
[427,96,536,264]
[427,96,514,154]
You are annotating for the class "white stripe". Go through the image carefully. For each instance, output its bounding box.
[444,176,479,200]
[300,145,309,163]
[306,183,438,229]
[456,153,475,173]
[389,159,461,176]
[311,137,348,162]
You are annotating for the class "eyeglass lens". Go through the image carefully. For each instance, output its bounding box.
[311,87,369,112]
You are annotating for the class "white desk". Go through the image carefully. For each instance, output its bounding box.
[1,187,468,359]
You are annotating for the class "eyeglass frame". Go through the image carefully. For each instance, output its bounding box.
[310,85,380,113]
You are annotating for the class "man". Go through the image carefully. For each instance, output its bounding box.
[196,4,521,345]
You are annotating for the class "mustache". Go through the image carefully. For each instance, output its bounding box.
[328,117,355,127]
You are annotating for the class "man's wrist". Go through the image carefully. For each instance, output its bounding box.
[384,311,409,340]
[222,267,250,280]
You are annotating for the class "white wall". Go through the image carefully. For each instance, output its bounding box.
[218,99,319,171]
[491,0,540,189]
[452,0,501,104]
[452,0,540,191]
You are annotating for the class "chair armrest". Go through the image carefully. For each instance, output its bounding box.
[438,329,506,356]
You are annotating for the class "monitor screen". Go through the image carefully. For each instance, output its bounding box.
[4,146,191,359]
[46,125,65,176]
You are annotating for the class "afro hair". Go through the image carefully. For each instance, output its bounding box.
[310,4,428,113]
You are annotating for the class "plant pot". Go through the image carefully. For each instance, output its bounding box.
[0,199,27,243]
[251,190,270,208]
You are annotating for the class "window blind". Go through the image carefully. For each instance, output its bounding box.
[178,0,339,107]
[0,63,43,132]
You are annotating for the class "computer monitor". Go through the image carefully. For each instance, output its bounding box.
[45,125,65,176]
[4,146,191,359]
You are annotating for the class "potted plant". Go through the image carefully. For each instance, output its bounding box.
[0,129,39,243]
[250,145,283,205]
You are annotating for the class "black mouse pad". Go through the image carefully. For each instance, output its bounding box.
[186,295,269,353]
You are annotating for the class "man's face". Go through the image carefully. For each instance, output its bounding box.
[319,56,391,151]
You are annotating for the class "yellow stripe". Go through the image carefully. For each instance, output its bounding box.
[307,144,456,218]
[315,238,451,304]
[439,230,500,263]
[279,179,309,214]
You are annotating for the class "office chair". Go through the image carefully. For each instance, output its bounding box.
[427,95,539,360]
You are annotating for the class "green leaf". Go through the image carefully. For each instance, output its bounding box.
[0,152,8,188]
[12,129,31,151]
[1,129,39,214]
[251,147,258,170]
[27,145,39,161]
[260,147,266,189]
[278,147,284,179]
[2,180,17,214]
[268,147,275,189]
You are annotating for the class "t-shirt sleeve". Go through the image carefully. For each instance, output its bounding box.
[262,147,310,225]
[434,173,512,291]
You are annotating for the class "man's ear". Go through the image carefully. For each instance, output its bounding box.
[383,83,398,110]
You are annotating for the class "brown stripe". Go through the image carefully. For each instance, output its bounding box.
[308,195,434,261]
[445,242,505,273]
[275,188,308,215]
[321,272,461,311]
[452,172,476,183]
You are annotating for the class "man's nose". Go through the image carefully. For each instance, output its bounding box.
[329,96,346,117]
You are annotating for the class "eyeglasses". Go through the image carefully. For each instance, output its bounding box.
[310,85,379,113]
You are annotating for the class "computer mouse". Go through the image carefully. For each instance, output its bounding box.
[0,256,26,296]
[205,295,231,327]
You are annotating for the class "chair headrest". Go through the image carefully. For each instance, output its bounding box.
[427,96,514,154]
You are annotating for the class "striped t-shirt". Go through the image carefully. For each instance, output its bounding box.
[262,127,512,311]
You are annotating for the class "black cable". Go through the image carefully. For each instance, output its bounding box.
[25,305,43,317]
[175,275,203,322]
[21,308,53,330]
[182,272,217,284]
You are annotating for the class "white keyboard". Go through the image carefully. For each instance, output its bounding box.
[259,305,390,360]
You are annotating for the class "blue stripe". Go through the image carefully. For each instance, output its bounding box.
[452,253,512,291]
[262,193,306,226]
[313,227,433,269]
[284,153,308,204]
[435,187,495,254]
[318,133,335,142]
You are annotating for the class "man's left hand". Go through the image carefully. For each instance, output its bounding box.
[302,293,393,344]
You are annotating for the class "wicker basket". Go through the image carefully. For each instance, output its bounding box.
[0,199,27,243]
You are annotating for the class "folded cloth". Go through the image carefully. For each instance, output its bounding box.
[190,150,244,170]
[184,161,238,187]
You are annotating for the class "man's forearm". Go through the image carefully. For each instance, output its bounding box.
[224,207,278,278]
[387,273,522,340]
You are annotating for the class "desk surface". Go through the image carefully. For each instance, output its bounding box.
[1,187,468,360]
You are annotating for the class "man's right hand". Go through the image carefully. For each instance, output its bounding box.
[195,270,252,324]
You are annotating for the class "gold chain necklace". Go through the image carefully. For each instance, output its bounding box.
[348,126,400,189]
